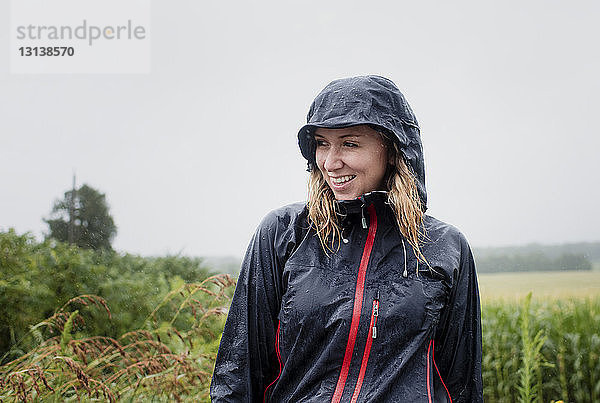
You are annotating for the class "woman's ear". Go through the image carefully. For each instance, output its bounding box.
[376,132,396,166]
[388,151,395,165]
[387,144,397,166]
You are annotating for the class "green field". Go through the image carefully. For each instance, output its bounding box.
[478,270,600,300]
[2,227,599,402]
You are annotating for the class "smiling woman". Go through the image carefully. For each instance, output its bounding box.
[211,75,483,402]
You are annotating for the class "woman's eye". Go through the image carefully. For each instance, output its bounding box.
[344,142,358,148]
[316,140,328,147]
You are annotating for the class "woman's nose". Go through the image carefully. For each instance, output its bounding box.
[323,147,344,171]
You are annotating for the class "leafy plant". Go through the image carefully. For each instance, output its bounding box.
[0,275,235,402]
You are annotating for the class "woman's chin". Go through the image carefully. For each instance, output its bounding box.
[332,191,360,201]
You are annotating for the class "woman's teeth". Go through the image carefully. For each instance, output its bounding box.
[331,175,356,184]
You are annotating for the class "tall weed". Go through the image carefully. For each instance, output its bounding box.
[0,274,235,402]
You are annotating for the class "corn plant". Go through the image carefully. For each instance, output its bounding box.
[482,295,600,403]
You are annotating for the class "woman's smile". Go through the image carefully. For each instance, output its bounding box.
[329,175,356,186]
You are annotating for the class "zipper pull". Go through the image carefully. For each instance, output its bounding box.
[372,291,379,339]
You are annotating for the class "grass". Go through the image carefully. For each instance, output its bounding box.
[478,270,600,300]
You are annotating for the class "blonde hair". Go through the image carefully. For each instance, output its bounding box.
[307,130,428,264]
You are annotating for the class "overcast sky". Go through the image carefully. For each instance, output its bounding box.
[1,0,599,258]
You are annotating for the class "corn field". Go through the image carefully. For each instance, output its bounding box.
[483,294,600,403]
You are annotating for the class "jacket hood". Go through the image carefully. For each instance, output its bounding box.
[298,75,427,209]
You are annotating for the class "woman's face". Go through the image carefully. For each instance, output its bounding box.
[315,125,389,200]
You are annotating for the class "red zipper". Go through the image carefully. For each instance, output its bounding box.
[432,339,453,402]
[426,339,453,403]
[349,294,379,402]
[331,204,377,403]
[427,339,432,403]
[263,320,282,402]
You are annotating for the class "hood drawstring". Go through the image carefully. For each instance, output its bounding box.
[341,218,350,244]
[360,196,367,229]
[401,239,408,278]
[401,238,420,277]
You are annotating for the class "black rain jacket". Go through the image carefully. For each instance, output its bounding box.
[210,76,483,402]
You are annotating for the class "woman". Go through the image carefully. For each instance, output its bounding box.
[210,75,483,402]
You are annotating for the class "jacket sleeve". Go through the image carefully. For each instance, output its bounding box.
[210,210,290,402]
[434,235,483,403]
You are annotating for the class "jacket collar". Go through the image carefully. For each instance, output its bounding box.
[335,191,390,217]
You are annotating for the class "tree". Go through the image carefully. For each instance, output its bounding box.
[44,184,117,250]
